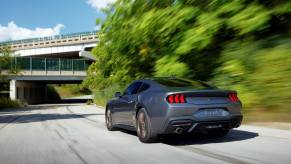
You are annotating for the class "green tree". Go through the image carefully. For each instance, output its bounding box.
[86,0,291,109]
[0,46,12,81]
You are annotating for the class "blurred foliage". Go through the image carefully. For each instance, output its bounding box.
[93,84,122,106]
[52,84,91,98]
[85,0,291,110]
[154,56,189,77]
[0,46,12,81]
[212,37,291,109]
[0,47,22,108]
[0,46,19,80]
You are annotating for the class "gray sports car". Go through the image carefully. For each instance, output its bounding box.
[105,77,243,143]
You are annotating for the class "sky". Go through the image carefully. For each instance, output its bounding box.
[0,0,115,42]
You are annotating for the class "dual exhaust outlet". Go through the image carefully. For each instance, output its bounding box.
[174,123,198,134]
[174,128,184,134]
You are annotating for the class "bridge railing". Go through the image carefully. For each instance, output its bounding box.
[6,57,90,76]
[0,31,98,46]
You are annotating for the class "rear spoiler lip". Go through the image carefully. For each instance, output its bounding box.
[166,89,237,97]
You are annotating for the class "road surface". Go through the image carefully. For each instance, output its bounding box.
[0,103,291,164]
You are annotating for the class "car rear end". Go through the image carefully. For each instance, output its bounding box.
[137,88,242,134]
[159,90,242,134]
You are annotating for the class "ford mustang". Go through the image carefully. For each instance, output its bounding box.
[105,77,243,143]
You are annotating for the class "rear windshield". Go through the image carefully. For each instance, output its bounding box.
[153,78,214,90]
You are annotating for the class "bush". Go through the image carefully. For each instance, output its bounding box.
[52,84,91,98]
[92,84,122,107]
[212,37,291,111]
[0,98,21,109]
[86,99,93,105]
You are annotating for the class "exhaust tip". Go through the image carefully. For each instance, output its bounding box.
[174,128,183,134]
[235,123,241,128]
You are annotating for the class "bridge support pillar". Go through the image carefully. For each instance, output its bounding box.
[9,80,17,100]
[10,80,47,104]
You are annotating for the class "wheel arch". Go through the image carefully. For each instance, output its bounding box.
[105,103,110,112]
[135,103,146,118]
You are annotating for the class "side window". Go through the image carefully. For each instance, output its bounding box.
[124,82,142,95]
[137,83,150,93]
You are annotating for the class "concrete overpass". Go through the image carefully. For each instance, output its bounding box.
[0,31,98,104]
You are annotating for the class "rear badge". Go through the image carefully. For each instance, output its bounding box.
[194,109,229,118]
[205,124,223,129]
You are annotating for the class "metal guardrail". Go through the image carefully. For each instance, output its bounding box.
[0,31,100,51]
[0,31,98,45]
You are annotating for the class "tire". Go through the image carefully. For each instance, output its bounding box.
[208,129,229,137]
[105,108,117,131]
[136,108,158,143]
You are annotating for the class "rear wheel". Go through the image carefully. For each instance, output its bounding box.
[208,129,229,137]
[105,108,117,131]
[137,108,158,143]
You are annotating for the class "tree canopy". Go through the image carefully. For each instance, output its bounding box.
[85,0,291,109]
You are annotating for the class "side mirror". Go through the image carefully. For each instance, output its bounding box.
[115,92,121,97]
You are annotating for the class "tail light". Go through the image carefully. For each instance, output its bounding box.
[167,94,186,103]
[229,93,239,102]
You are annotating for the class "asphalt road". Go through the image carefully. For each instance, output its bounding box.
[1,103,291,164]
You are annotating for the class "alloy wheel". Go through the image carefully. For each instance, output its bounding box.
[137,112,147,138]
[106,109,112,128]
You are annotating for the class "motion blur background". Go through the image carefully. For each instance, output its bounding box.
[84,0,291,122]
[0,0,290,123]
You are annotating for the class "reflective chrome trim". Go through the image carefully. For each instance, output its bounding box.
[187,123,198,132]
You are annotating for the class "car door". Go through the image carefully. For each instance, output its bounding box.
[114,82,142,125]
[121,82,144,126]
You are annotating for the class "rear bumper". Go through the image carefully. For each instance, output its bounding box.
[162,115,243,134]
